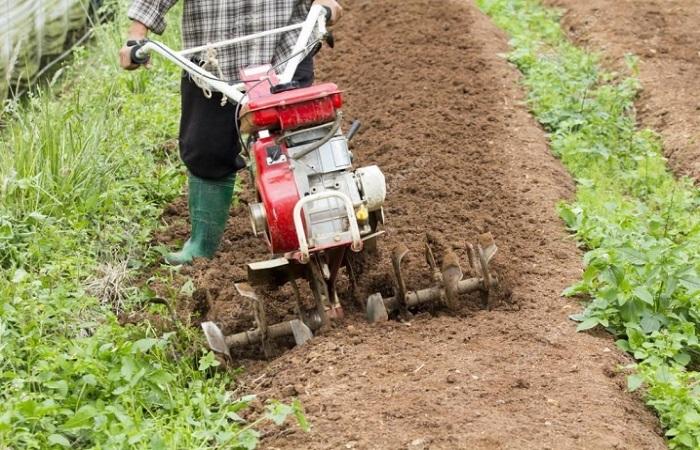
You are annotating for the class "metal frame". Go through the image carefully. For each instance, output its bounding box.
[292,191,362,263]
[279,5,327,84]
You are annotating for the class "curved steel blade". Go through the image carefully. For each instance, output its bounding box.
[478,232,498,265]
[441,251,463,310]
[366,293,389,323]
[290,319,313,346]
[201,321,231,358]
[391,244,409,311]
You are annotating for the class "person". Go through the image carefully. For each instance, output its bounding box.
[119,0,342,265]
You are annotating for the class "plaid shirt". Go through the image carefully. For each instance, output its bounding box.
[128,0,312,81]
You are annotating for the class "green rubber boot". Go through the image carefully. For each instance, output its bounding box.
[165,173,235,265]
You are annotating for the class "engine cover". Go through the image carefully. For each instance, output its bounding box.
[250,121,386,257]
[251,136,301,253]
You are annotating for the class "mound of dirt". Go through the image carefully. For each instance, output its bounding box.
[150,0,666,447]
[547,0,700,181]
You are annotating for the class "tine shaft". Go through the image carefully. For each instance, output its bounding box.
[391,244,410,313]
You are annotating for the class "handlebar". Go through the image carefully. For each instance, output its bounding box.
[126,4,330,105]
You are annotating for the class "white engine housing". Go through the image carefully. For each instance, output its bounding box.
[285,126,386,248]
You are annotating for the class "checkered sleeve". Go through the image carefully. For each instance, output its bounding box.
[127,0,179,35]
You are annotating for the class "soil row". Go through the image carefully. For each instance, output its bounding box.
[547,0,700,181]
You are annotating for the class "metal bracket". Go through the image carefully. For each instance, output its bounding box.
[391,244,410,316]
[292,191,363,263]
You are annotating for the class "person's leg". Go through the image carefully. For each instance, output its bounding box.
[165,74,244,265]
[165,172,236,265]
[166,56,317,265]
[178,72,245,179]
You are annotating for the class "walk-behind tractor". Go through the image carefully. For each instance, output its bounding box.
[130,5,500,358]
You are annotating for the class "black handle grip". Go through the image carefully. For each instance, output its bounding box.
[322,5,333,22]
[325,31,335,49]
[129,43,150,65]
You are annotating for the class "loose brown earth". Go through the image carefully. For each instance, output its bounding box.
[146,0,670,448]
[546,0,700,181]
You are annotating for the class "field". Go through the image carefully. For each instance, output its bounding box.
[1,0,699,449]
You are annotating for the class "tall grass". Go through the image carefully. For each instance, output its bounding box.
[0,2,302,448]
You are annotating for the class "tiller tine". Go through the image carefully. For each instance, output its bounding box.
[441,251,463,311]
[366,293,389,323]
[201,321,231,358]
[468,232,498,309]
[201,317,317,357]
[200,279,329,357]
[290,319,314,345]
[366,233,499,322]
[391,244,410,316]
[235,282,258,300]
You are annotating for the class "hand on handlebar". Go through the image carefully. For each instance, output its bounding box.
[119,45,142,70]
[119,21,151,70]
[313,0,343,25]
[119,41,152,70]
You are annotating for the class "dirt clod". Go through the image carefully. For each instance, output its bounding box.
[280,385,299,398]
[514,378,531,389]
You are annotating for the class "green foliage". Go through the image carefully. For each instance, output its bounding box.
[477,0,700,448]
[0,2,304,448]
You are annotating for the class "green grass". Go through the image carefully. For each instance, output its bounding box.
[476,0,700,448]
[0,2,303,448]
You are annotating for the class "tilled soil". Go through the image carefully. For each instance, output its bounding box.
[151,0,667,448]
[546,0,700,181]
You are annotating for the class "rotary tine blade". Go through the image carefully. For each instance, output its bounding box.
[201,321,231,358]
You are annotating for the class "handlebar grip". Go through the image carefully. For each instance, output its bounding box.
[321,5,333,22]
[129,43,150,65]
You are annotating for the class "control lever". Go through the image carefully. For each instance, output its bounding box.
[346,120,361,142]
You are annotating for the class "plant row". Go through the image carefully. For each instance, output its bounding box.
[476,0,700,447]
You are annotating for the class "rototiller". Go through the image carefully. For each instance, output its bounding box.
[129,5,500,357]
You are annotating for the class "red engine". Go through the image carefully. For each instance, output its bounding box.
[239,65,385,264]
[241,67,342,252]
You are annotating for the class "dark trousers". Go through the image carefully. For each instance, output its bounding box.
[179,55,315,180]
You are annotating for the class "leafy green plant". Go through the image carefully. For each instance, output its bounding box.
[0,2,304,448]
[477,0,700,448]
